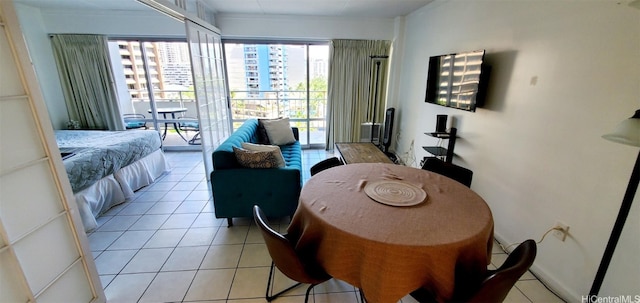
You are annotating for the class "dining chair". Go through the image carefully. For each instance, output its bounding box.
[421,157,473,187]
[310,157,344,176]
[253,205,331,302]
[410,239,537,303]
[123,114,147,129]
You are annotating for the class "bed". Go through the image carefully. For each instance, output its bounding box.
[56,130,169,232]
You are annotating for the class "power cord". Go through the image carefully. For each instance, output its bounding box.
[499,226,566,252]
[494,228,570,302]
[400,139,416,167]
[496,230,567,302]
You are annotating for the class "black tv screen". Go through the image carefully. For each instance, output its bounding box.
[425,49,489,112]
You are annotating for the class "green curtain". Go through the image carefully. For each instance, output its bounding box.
[51,34,124,130]
[326,39,391,149]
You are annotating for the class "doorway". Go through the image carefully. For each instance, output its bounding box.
[108,39,201,151]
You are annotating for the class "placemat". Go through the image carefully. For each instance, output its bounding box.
[364,180,427,206]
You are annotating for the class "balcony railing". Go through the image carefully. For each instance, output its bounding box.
[229,90,326,121]
[230,90,327,147]
[125,89,327,147]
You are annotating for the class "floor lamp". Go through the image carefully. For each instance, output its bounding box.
[369,55,388,144]
[589,109,640,296]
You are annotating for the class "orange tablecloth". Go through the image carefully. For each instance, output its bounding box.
[287,163,494,303]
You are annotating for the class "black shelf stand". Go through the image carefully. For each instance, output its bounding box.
[422,127,457,163]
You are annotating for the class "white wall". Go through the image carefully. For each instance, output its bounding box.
[394,0,640,300]
[216,13,395,40]
[39,9,185,36]
[13,5,185,129]
[14,4,69,129]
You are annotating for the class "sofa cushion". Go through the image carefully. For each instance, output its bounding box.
[261,117,296,145]
[241,142,286,168]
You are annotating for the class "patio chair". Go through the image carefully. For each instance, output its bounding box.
[123,113,147,129]
[177,117,200,145]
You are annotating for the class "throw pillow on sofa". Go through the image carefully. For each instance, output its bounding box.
[233,146,285,169]
[241,142,286,167]
[256,119,272,145]
[257,117,284,144]
[261,117,296,145]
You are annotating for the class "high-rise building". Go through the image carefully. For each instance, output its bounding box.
[114,41,194,101]
[311,58,328,79]
[243,44,288,97]
[115,41,166,100]
[157,42,190,64]
[157,43,193,88]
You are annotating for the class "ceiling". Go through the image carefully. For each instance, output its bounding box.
[15,0,434,18]
[202,0,434,18]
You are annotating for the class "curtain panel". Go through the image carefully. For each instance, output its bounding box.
[326,39,391,149]
[51,34,123,130]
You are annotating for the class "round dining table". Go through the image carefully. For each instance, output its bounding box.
[287,163,494,303]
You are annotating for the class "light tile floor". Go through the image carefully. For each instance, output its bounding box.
[88,150,565,303]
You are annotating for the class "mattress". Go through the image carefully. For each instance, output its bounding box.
[56,130,162,193]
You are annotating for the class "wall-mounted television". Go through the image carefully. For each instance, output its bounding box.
[425,49,490,112]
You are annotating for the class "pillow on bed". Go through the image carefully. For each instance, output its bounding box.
[233,146,285,169]
[241,142,286,167]
[261,117,296,145]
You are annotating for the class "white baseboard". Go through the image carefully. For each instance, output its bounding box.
[493,233,578,303]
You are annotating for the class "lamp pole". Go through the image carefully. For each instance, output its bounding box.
[590,109,640,296]
[589,150,640,296]
[369,55,388,144]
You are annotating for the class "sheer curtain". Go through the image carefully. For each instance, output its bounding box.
[51,34,124,130]
[325,39,391,149]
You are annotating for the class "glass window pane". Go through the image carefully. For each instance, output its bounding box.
[109,40,197,149]
[224,42,328,147]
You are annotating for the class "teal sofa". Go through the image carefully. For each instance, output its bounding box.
[210,119,302,226]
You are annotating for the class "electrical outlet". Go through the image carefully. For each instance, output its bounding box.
[553,221,570,242]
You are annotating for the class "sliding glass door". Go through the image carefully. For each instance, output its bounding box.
[186,21,232,182]
[108,39,200,150]
[223,41,328,148]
